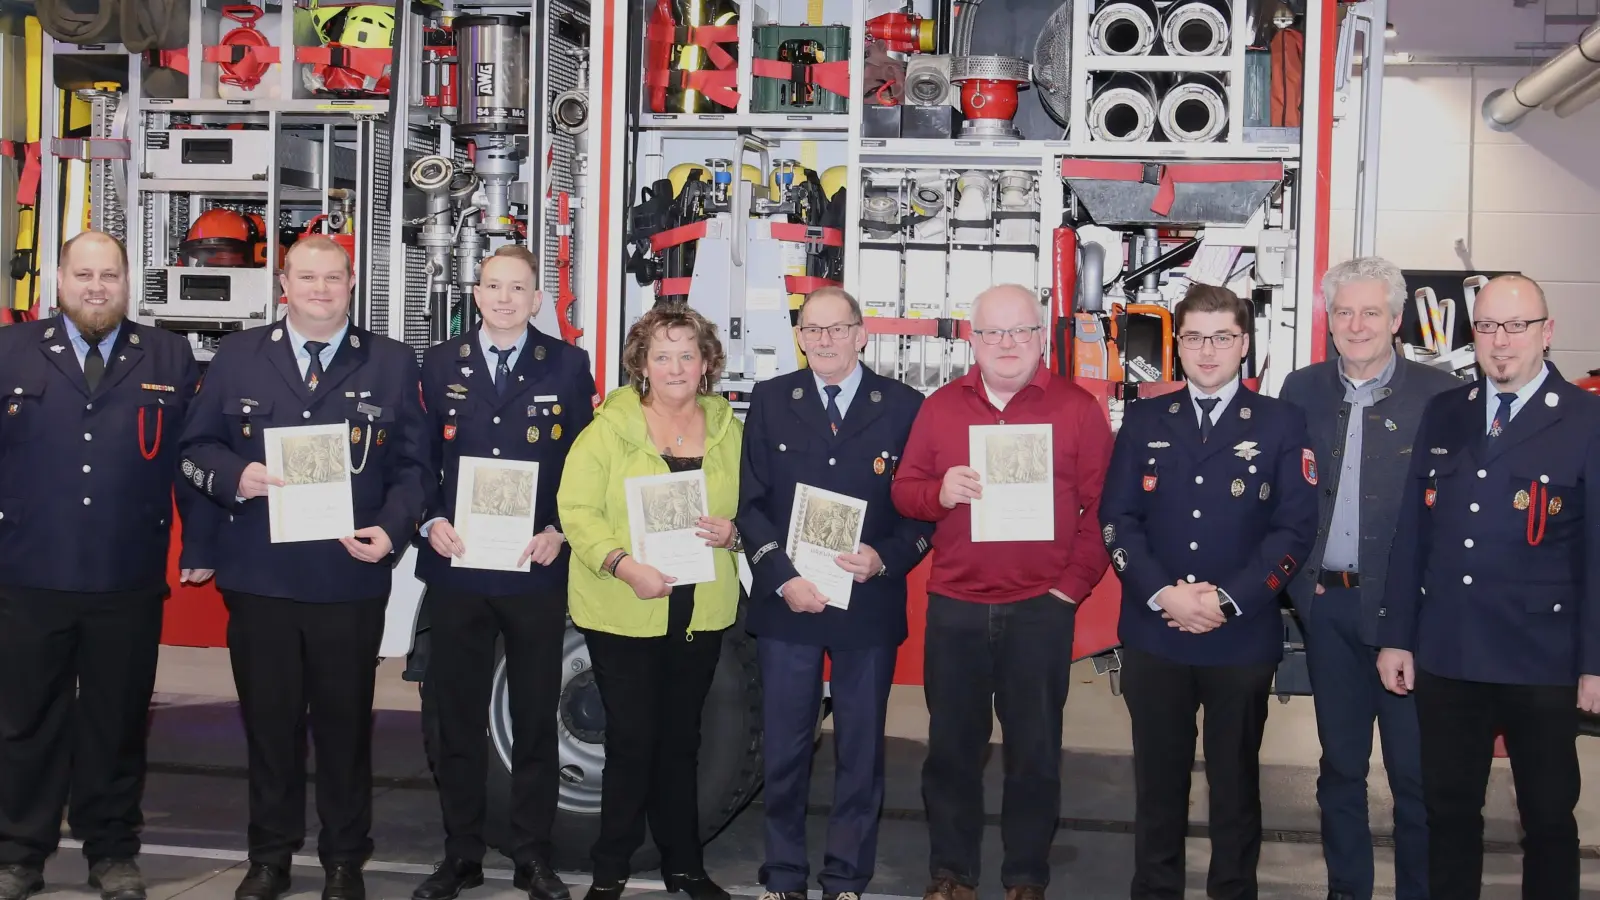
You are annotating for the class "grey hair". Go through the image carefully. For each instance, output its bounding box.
[1321,256,1407,317]
[971,283,1043,326]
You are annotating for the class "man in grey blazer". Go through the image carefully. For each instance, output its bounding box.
[1279,257,1460,900]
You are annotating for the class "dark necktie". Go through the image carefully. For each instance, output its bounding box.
[1488,391,1517,441]
[304,340,327,391]
[1196,396,1220,442]
[83,335,105,392]
[492,346,514,396]
[824,384,843,436]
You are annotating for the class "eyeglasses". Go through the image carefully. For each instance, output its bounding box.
[1472,317,1547,335]
[970,326,1041,344]
[1177,332,1242,349]
[797,322,860,340]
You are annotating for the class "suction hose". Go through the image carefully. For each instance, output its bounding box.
[1158,72,1228,141]
[1089,0,1159,56]
[1089,72,1158,142]
[1161,0,1231,56]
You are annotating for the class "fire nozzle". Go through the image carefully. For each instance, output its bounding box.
[867,12,935,53]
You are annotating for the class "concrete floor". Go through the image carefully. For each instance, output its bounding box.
[22,647,1600,900]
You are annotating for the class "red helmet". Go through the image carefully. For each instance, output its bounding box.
[179,208,266,267]
[1576,368,1600,397]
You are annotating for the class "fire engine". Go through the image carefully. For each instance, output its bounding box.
[6,0,1400,872]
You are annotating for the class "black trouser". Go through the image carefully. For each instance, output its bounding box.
[1414,668,1579,900]
[223,591,386,869]
[426,587,566,867]
[921,593,1076,890]
[0,586,165,869]
[580,587,723,883]
[1120,646,1276,900]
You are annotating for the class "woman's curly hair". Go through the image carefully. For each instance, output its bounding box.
[621,303,727,396]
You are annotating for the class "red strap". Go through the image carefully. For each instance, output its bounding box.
[145,49,190,75]
[294,45,392,78]
[648,24,738,70]
[649,219,710,253]
[644,65,741,109]
[769,222,843,247]
[784,275,841,294]
[15,142,38,206]
[658,277,694,297]
[1059,160,1285,216]
[862,316,973,340]
[203,44,282,65]
[751,57,851,98]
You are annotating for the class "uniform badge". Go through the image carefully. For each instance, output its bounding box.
[1111,548,1128,572]
[1424,488,1436,508]
[1259,482,1271,501]
[553,403,562,415]
[49,344,63,353]
[874,457,886,475]
[376,429,387,446]
[1239,407,1251,420]
[182,459,196,479]
[271,328,283,342]
[141,383,175,393]
[870,390,882,403]
[552,424,563,440]
[1103,524,1115,546]
[1301,449,1318,485]
[1430,447,1448,455]
[242,423,252,438]
[307,372,319,392]
[535,345,547,361]
[443,424,456,441]
[460,344,472,358]
[527,425,540,443]
[1142,474,1158,492]
[792,388,804,399]
[1168,402,1181,414]
[128,333,140,345]
[1513,489,1530,510]
[192,470,205,487]
[4,401,16,416]
[1231,478,1245,497]
[1147,441,1170,449]
[1384,419,1397,431]
[42,327,53,339]
[350,335,361,349]
[1548,496,1563,515]
[1546,392,1560,407]
[1234,441,1260,460]
[1468,387,1479,401]
[351,426,362,444]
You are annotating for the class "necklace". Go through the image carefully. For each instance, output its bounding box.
[646,403,696,452]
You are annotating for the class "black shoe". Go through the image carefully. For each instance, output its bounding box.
[663,873,729,900]
[323,863,366,900]
[235,862,291,900]
[88,859,147,900]
[763,892,807,900]
[0,866,43,900]
[822,892,860,900]
[513,860,571,900]
[582,880,626,900]
[413,859,484,900]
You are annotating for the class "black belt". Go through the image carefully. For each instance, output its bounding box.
[1317,570,1361,588]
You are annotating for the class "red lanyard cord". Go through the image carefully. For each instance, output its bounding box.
[138,406,163,461]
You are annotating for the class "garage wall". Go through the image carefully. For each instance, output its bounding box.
[1329,67,1600,378]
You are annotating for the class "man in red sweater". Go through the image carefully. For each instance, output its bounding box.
[891,284,1114,900]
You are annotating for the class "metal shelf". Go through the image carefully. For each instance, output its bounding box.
[138,180,329,202]
[638,112,852,131]
[857,138,1301,161]
[141,97,390,116]
[1083,55,1235,73]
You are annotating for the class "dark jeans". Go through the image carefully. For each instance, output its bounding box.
[0,587,164,868]
[425,587,566,867]
[582,587,723,883]
[922,592,1076,890]
[1303,585,1426,900]
[1415,669,1579,900]
[757,638,896,895]
[1121,647,1276,900]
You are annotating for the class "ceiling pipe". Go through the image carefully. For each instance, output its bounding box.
[1482,15,1600,131]
[1553,66,1600,116]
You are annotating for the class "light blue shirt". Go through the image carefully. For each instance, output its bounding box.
[1188,375,1240,427]
[815,361,864,418]
[1484,363,1551,435]
[1321,350,1399,572]
[61,316,121,371]
[285,318,349,379]
[479,325,530,386]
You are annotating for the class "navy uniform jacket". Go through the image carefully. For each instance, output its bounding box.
[178,321,431,603]
[0,316,216,593]
[1102,385,1319,666]
[1379,364,1600,686]
[737,366,935,649]
[416,326,594,596]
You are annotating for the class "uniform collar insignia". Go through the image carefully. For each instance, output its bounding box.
[1234,440,1260,460]
[1146,441,1170,449]
[42,327,54,339]
[49,345,63,353]
[1430,447,1448,454]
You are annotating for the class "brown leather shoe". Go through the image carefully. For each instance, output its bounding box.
[922,874,976,900]
[1004,886,1045,900]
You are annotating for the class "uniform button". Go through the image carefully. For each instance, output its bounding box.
[1477,469,1487,478]
[1554,604,1563,612]
[83,432,91,441]
[493,416,501,424]
[1464,538,1474,548]
[1463,575,1472,585]
[242,406,252,415]
[449,409,457,417]
[492,448,501,457]
[1470,503,1480,512]
[1186,574,1196,583]
[1190,542,1198,550]
[829,458,837,466]
[998,419,1006,425]
[1540,474,1550,484]
[1249,465,1257,474]
[85,403,92,410]
[82,465,90,474]
[1192,510,1201,518]
[779,443,786,451]
[10,387,19,394]
[302,411,311,419]
[82,497,91,506]
[1194,476,1204,484]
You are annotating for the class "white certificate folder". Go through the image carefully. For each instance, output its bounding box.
[967,423,1055,542]
[451,456,541,571]
[624,469,716,585]
[785,483,869,609]
[263,423,356,543]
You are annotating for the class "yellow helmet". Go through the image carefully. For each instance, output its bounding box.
[667,163,711,197]
[339,6,395,48]
[820,166,848,200]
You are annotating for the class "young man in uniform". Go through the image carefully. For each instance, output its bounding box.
[0,231,217,900]
[736,287,933,900]
[1379,274,1600,900]
[1101,284,1318,900]
[411,245,594,900]
[179,236,431,900]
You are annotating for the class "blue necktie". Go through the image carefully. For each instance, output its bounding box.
[303,341,326,391]
[1488,391,1516,441]
[1195,396,1220,442]
[824,384,843,435]
[491,346,513,396]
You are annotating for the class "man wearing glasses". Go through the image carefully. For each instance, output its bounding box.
[1379,274,1600,900]
[1101,284,1317,900]
[892,284,1113,900]
[736,287,934,900]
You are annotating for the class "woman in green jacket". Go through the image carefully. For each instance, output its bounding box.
[556,304,744,900]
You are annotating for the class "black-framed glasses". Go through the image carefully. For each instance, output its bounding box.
[1472,317,1547,335]
[970,326,1041,345]
[1177,332,1242,349]
[797,322,861,340]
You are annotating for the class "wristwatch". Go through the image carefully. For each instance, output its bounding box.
[875,562,887,578]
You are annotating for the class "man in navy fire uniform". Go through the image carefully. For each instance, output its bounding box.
[179,236,431,900]
[410,245,594,900]
[0,231,217,900]
[1101,284,1318,900]
[736,287,933,900]
[1379,274,1600,900]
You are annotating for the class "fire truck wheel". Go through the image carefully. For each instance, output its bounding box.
[1581,711,1600,738]
[468,598,765,872]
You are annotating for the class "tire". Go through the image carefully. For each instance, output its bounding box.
[421,599,765,874]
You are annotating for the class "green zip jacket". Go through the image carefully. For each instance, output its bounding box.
[557,385,744,637]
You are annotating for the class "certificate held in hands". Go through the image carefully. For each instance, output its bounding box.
[452,457,541,571]
[968,423,1054,542]
[625,470,716,586]
[786,483,868,609]
[263,423,356,543]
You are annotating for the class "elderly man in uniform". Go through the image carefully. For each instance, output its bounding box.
[892,284,1113,900]
[1278,257,1457,900]
[410,245,594,900]
[1101,284,1318,900]
[736,287,934,900]
[179,236,431,900]
[1379,274,1600,900]
[0,231,216,900]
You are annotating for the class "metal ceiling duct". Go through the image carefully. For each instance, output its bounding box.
[1482,15,1600,131]
[1089,0,1159,56]
[1158,72,1228,141]
[1161,0,1231,56]
[1554,66,1600,117]
[1088,72,1158,141]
